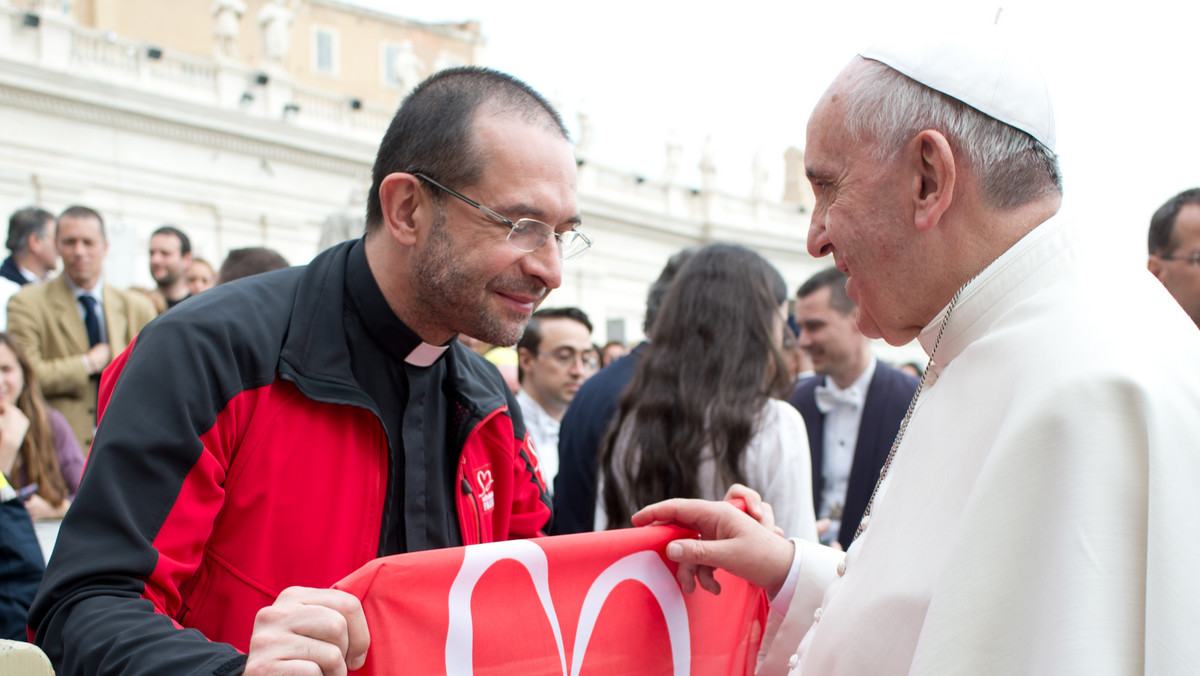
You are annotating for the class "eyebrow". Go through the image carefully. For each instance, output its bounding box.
[499,202,582,228]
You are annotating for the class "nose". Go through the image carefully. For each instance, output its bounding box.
[807,210,833,259]
[523,238,562,291]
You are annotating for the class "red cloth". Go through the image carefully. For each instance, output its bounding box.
[334,526,767,675]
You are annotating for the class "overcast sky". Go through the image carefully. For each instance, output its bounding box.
[354,0,1198,264]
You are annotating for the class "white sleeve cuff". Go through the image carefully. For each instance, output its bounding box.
[768,537,803,614]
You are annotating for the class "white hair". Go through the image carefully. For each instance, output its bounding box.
[840,58,1062,210]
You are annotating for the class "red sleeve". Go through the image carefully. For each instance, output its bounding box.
[506,430,552,539]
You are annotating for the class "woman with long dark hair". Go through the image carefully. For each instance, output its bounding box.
[0,332,84,521]
[597,244,816,539]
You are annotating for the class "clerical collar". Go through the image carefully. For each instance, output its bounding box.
[344,239,449,367]
[917,217,1062,365]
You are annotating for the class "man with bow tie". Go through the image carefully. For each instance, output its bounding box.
[786,267,917,550]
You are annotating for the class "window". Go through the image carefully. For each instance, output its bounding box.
[312,27,338,76]
[383,44,401,87]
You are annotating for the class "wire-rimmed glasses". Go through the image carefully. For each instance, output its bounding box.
[413,173,592,260]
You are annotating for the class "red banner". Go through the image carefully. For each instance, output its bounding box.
[334,526,766,675]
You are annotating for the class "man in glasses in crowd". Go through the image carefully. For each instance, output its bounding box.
[515,306,598,494]
[1147,188,1200,328]
[31,67,588,675]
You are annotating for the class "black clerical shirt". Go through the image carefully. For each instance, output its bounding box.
[342,240,461,555]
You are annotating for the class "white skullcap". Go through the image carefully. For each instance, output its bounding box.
[858,28,1056,152]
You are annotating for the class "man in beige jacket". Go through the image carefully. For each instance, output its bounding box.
[7,206,156,451]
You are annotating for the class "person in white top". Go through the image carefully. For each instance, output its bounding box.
[515,306,598,492]
[632,28,1200,675]
[597,243,817,541]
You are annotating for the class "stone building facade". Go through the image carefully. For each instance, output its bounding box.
[1,0,918,361]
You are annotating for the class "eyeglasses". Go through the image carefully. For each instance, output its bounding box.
[413,173,592,260]
[538,347,599,370]
[1159,251,1200,267]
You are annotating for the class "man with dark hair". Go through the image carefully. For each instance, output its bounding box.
[786,267,917,551]
[7,205,156,449]
[552,247,696,534]
[1,207,59,327]
[216,246,290,284]
[2,206,58,286]
[515,306,597,493]
[633,30,1199,673]
[1147,188,1200,327]
[31,67,587,675]
[148,225,193,309]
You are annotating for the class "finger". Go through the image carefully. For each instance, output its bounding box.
[673,560,698,594]
[696,566,722,595]
[247,616,346,676]
[269,659,324,676]
[755,499,777,533]
[666,537,735,575]
[273,588,369,666]
[632,498,731,536]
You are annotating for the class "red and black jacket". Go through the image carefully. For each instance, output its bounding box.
[29,240,551,675]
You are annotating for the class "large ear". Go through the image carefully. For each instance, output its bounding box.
[1147,255,1166,281]
[516,346,536,383]
[911,129,956,232]
[377,172,424,246]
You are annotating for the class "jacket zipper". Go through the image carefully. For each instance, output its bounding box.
[460,473,481,546]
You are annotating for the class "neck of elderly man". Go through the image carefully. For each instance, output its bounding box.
[806,58,1062,348]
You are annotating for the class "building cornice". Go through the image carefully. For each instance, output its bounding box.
[307,0,486,45]
[0,59,375,177]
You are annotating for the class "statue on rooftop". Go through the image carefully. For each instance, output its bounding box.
[212,0,247,61]
[258,0,294,68]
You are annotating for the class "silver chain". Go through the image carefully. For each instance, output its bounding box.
[852,277,974,543]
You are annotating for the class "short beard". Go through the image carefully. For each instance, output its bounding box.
[156,272,178,286]
[411,209,534,347]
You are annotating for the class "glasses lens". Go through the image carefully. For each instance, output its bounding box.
[559,230,592,260]
[507,219,550,253]
[508,220,592,260]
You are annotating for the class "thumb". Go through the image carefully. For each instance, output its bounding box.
[666,537,732,570]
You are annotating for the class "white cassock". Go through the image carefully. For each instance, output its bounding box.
[759,216,1200,674]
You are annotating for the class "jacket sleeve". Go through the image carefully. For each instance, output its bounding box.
[6,290,90,398]
[1,489,45,641]
[28,321,250,675]
[503,392,552,540]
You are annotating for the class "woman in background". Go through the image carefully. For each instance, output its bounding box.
[0,333,84,521]
[597,243,816,539]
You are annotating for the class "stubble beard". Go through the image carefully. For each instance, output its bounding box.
[413,214,538,347]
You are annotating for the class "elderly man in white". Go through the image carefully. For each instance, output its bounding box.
[634,28,1200,675]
